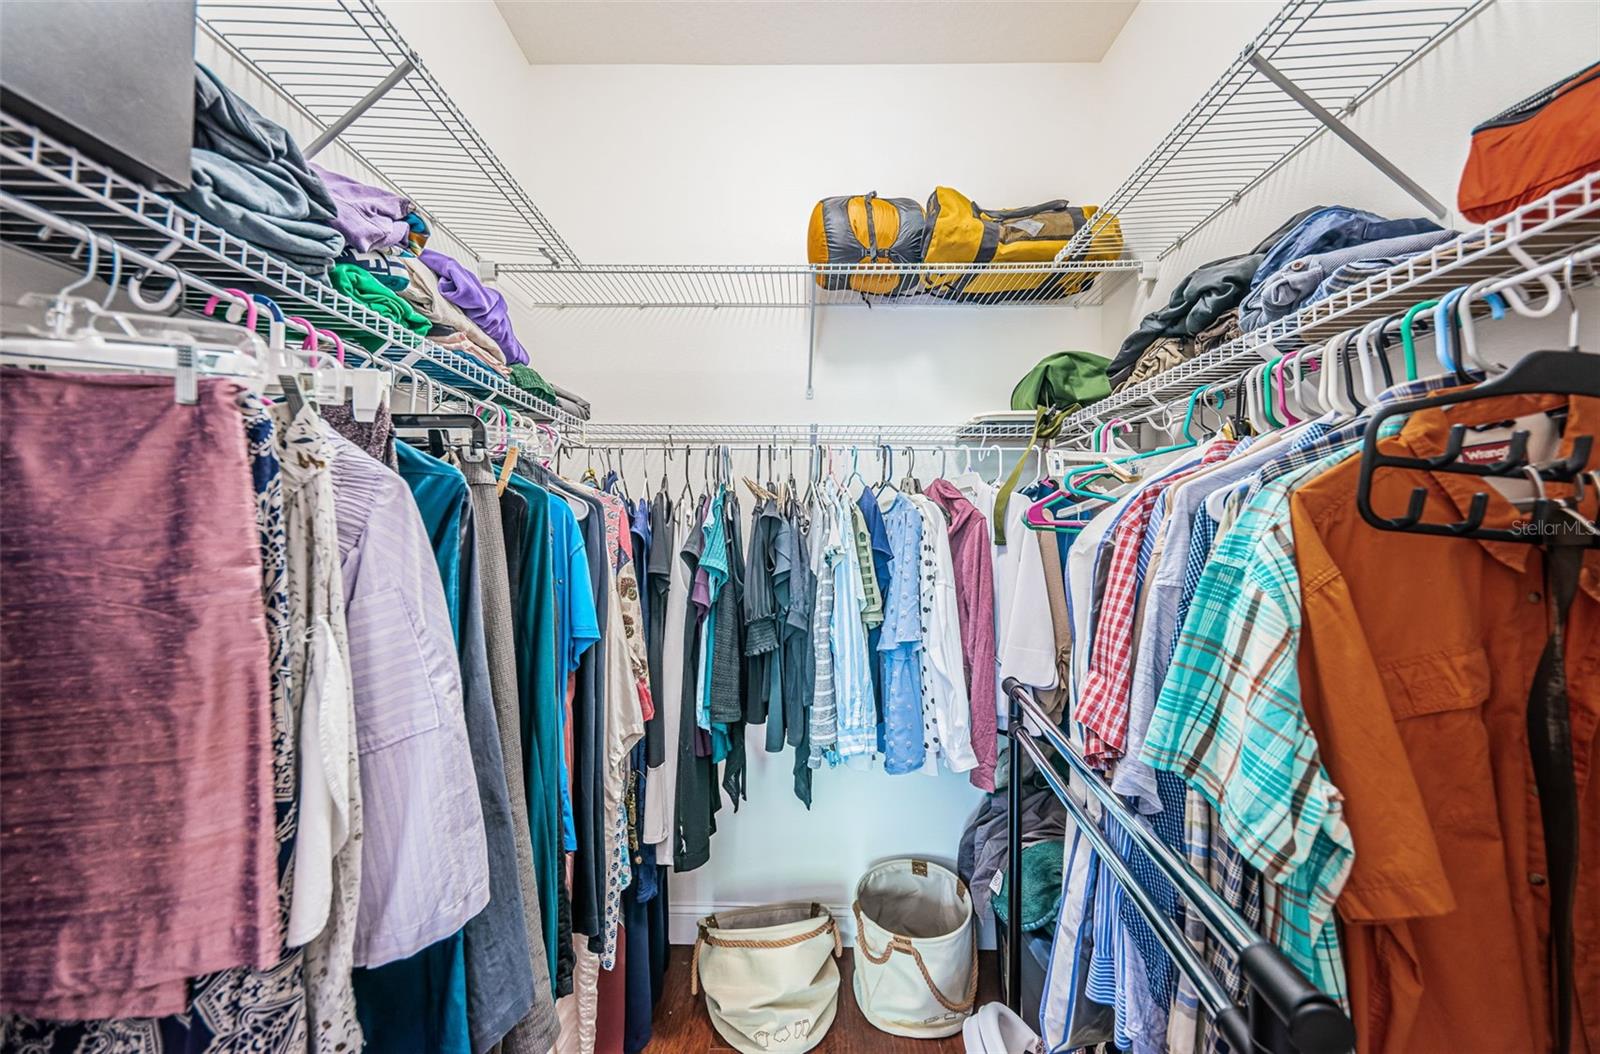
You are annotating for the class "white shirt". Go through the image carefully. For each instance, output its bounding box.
[910,495,978,775]
[994,488,1059,693]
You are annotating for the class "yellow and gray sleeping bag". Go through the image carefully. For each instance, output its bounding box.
[920,186,1123,302]
[807,192,926,296]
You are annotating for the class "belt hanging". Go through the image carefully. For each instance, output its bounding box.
[1528,535,1583,1054]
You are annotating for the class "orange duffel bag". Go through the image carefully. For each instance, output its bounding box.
[1457,62,1600,222]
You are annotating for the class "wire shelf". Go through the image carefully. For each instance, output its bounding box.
[1054,167,1600,446]
[0,111,584,433]
[574,420,1044,446]
[1069,0,1488,263]
[197,0,579,267]
[498,260,1140,309]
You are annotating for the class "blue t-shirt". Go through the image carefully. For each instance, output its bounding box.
[547,492,599,853]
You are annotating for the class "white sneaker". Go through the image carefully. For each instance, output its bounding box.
[963,1001,1043,1053]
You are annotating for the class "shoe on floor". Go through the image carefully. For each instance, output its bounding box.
[963,1001,1043,1053]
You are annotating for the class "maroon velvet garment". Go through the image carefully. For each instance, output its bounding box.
[0,371,279,1019]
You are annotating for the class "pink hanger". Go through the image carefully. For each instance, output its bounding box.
[202,288,258,331]
[315,329,347,366]
[283,316,320,367]
[1272,352,1302,427]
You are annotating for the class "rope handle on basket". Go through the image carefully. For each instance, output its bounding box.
[690,905,840,996]
[850,900,980,1015]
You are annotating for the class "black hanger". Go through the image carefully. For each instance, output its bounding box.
[1230,374,1251,435]
[1355,350,1599,544]
[1338,331,1366,413]
[1371,314,1400,389]
[392,413,487,461]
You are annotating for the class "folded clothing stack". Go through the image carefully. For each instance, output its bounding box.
[419,249,529,366]
[1110,204,1454,390]
[311,161,411,255]
[178,65,344,272]
[328,263,431,351]
[399,256,506,373]
[1236,225,1456,331]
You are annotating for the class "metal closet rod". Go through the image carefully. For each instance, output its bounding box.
[1000,678,1356,1054]
[561,441,982,453]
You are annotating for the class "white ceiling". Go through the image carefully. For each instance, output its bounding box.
[493,1,1140,65]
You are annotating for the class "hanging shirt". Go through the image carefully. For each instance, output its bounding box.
[911,497,947,775]
[807,489,840,767]
[993,487,1059,697]
[698,488,728,740]
[642,512,684,858]
[339,442,489,968]
[548,493,600,854]
[911,494,978,776]
[878,493,926,775]
[1291,392,1600,1054]
[674,496,719,873]
[831,491,879,761]
[926,479,999,791]
[1144,448,1360,1008]
[1076,441,1235,761]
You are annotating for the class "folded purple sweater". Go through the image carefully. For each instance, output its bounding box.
[419,249,529,365]
[309,162,411,253]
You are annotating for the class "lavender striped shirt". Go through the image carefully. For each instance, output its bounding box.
[328,434,490,967]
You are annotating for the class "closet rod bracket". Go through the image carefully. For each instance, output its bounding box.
[805,281,818,399]
[1246,51,1447,220]
[305,54,417,159]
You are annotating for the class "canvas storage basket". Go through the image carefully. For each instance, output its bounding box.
[691,901,842,1054]
[920,186,1123,302]
[851,858,977,1038]
[807,192,926,296]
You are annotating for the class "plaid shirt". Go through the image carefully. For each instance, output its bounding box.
[1076,442,1235,761]
[1143,447,1361,1007]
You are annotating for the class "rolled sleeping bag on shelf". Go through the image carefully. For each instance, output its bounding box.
[807,192,926,296]
[920,186,1123,302]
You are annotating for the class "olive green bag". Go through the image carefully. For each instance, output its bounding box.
[1010,351,1112,413]
[994,352,1111,544]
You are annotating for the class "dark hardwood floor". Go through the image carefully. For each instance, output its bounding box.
[644,947,1000,1052]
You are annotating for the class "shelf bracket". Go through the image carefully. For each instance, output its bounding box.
[305,54,417,159]
[805,279,818,400]
[1247,52,1447,220]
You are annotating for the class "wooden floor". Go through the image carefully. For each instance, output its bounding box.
[644,947,999,1053]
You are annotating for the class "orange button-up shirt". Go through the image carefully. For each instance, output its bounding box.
[1290,392,1600,1054]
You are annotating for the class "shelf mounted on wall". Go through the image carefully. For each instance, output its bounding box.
[1057,0,1489,267]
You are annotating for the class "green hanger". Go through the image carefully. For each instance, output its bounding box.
[1399,299,1439,381]
[1058,385,1210,501]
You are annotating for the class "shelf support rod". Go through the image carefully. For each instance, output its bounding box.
[1247,52,1447,220]
[805,278,818,400]
[305,55,417,159]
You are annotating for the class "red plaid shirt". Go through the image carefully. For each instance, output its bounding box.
[1076,442,1236,762]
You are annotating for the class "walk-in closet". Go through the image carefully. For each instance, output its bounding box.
[2,1,1597,1052]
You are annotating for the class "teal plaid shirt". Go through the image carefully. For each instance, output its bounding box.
[1141,445,1367,1006]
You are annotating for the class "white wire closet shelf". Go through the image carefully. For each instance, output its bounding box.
[0,111,584,432]
[498,260,1141,309]
[197,0,578,267]
[574,421,1045,446]
[1053,168,1600,447]
[1065,0,1489,264]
